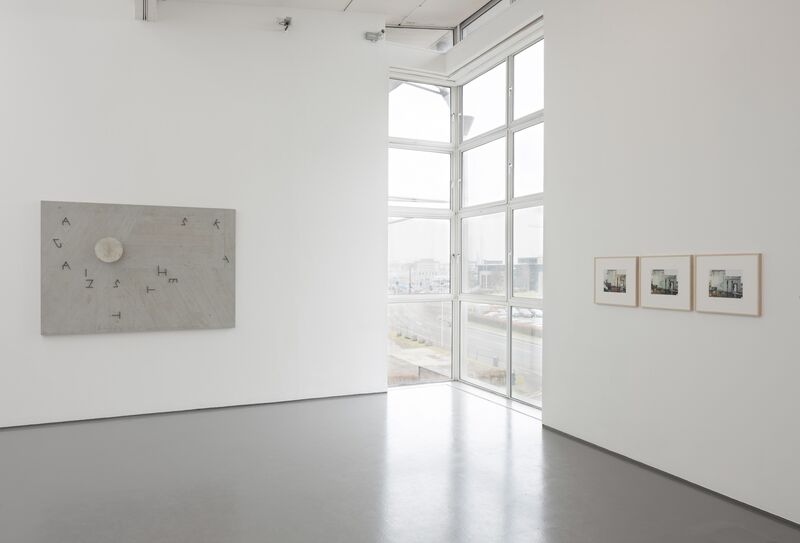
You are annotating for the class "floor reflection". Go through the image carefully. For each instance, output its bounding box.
[0,384,796,543]
[383,385,545,543]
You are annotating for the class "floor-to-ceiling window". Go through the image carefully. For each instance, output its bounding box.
[387,81,455,386]
[387,38,544,406]
[458,39,544,406]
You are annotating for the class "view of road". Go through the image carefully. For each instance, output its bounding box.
[388,303,542,405]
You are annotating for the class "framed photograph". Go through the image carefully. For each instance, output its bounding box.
[639,255,693,311]
[594,257,638,307]
[694,254,761,316]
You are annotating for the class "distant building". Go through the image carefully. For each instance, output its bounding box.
[514,257,543,295]
[389,259,450,294]
[476,260,505,292]
[409,259,437,292]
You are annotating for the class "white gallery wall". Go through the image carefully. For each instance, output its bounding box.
[544,0,800,523]
[0,0,388,427]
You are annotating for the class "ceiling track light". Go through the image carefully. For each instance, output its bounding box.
[364,29,385,43]
[276,17,292,32]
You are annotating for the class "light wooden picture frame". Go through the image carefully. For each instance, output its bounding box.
[639,255,693,311]
[694,253,762,316]
[594,257,639,307]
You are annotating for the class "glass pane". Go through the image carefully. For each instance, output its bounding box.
[388,218,450,295]
[513,207,543,299]
[462,212,505,296]
[462,137,506,207]
[462,62,507,140]
[388,148,450,209]
[514,40,544,119]
[513,123,544,197]
[461,302,508,394]
[389,80,451,142]
[511,308,543,406]
[388,302,452,386]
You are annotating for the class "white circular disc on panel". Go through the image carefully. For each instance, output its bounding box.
[94,237,124,263]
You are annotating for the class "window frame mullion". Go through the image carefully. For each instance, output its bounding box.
[505,49,514,400]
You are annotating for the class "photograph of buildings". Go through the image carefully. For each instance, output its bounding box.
[709,269,743,298]
[651,269,679,296]
[603,269,627,293]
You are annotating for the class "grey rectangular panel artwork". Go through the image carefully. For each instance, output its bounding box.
[41,201,235,335]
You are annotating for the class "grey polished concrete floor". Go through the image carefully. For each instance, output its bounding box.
[1,384,797,543]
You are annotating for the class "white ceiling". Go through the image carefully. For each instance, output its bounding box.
[212,0,491,27]
[384,27,450,50]
[351,0,490,26]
